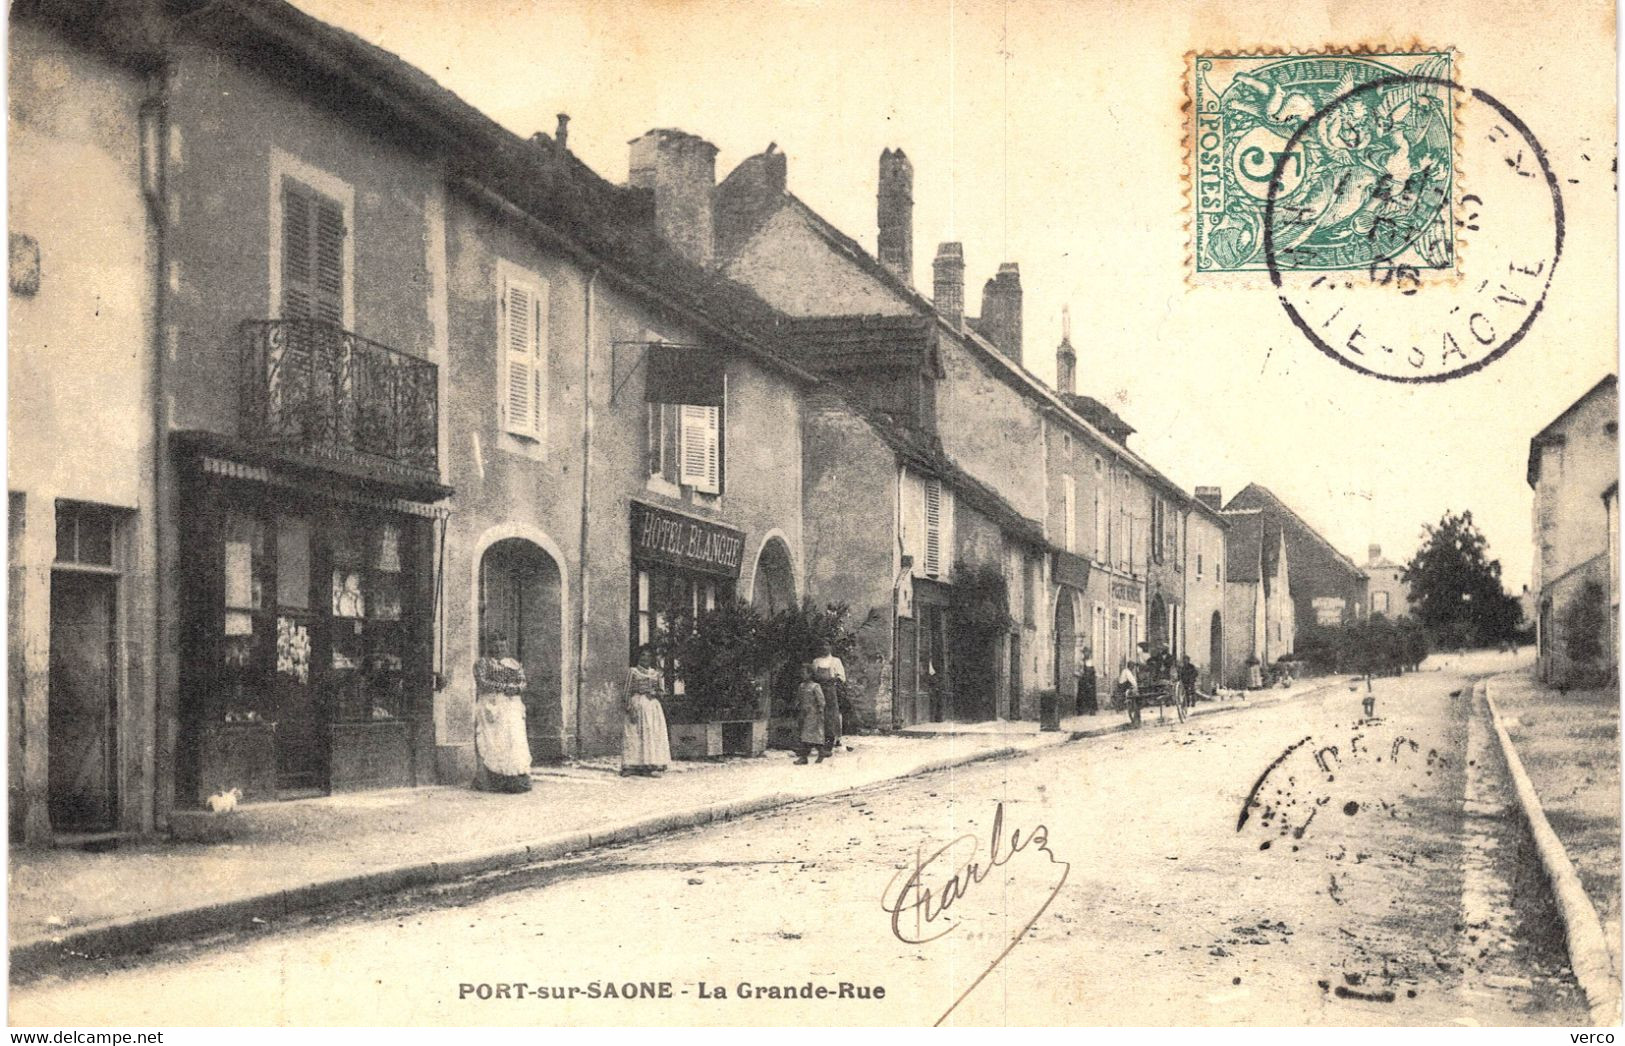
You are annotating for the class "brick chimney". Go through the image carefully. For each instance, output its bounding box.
[1056,305,1076,396]
[629,129,718,268]
[878,148,913,287]
[980,262,1024,364]
[715,144,787,260]
[1195,486,1223,511]
[933,242,964,327]
[1368,544,1382,564]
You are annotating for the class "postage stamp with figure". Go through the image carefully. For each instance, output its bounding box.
[1190,51,1457,276]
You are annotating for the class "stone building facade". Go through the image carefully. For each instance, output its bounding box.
[1528,374,1619,685]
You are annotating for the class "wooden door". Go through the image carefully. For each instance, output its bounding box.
[48,572,116,831]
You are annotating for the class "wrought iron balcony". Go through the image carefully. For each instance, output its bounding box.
[239,319,439,481]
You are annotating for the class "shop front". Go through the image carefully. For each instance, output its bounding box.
[1110,575,1144,677]
[628,500,746,666]
[175,434,448,804]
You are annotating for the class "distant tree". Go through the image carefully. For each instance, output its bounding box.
[1402,510,1523,646]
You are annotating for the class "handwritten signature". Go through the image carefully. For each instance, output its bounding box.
[880,801,1071,1025]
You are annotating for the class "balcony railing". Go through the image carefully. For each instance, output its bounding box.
[240,319,439,480]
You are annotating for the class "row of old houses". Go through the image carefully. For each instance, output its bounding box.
[8,0,1371,845]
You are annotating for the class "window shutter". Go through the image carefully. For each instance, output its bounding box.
[282,186,313,320]
[923,478,942,577]
[281,180,345,326]
[502,278,546,439]
[678,405,720,493]
[1063,477,1076,552]
[313,198,344,326]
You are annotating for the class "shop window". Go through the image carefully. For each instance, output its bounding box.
[631,564,729,695]
[328,520,407,722]
[55,501,117,567]
[220,509,273,722]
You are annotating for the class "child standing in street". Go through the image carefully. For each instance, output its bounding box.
[794,663,827,764]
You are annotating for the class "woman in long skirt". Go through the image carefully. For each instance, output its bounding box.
[811,641,846,756]
[473,639,533,793]
[622,645,672,776]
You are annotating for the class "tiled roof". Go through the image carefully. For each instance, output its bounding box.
[1225,483,1365,579]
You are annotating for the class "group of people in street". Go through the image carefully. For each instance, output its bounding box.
[1114,644,1200,727]
[793,642,848,764]
[471,639,851,788]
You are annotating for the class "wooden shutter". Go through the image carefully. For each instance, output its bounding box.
[281,180,345,325]
[923,478,942,577]
[502,278,546,439]
[678,405,720,493]
[1063,477,1076,552]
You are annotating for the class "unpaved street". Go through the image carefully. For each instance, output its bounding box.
[12,659,1585,1026]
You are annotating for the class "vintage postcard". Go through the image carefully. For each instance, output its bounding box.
[7,0,1619,1031]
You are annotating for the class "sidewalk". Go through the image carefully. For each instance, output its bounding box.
[9,729,1068,967]
[1485,670,1621,973]
[11,674,1338,970]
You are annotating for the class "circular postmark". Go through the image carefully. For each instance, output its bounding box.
[1263,71,1564,383]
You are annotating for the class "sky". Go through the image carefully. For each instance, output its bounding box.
[290,0,1620,591]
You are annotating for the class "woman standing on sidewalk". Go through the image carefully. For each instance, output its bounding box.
[811,641,847,756]
[473,638,533,793]
[622,645,672,777]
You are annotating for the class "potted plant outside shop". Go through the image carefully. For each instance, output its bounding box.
[653,600,775,759]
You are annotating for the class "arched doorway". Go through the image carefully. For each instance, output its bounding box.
[1209,611,1223,689]
[1053,590,1077,714]
[478,538,563,762]
[750,536,799,734]
[750,537,796,616]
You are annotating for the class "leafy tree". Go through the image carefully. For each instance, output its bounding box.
[1401,510,1523,646]
[1563,581,1608,680]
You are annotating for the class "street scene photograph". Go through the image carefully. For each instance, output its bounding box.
[5,0,1620,1030]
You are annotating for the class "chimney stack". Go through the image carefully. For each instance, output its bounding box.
[933,242,964,327]
[1195,486,1223,511]
[980,262,1024,365]
[1368,544,1382,564]
[629,129,718,268]
[877,148,914,287]
[555,113,570,151]
[1056,305,1076,396]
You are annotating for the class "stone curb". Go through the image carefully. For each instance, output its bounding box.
[1481,677,1621,1026]
[9,735,1064,973]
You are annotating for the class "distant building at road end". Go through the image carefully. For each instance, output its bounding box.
[1365,544,1410,620]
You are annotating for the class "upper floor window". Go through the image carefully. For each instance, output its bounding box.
[500,273,550,442]
[645,343,724,497]
[1063,475,1077,553]
[281,180,345,325]
[270,151,354,330]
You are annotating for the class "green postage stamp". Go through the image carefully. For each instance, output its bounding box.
[1190,51,1457,276]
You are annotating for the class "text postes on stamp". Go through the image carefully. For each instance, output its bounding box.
[1192,51,1456,276]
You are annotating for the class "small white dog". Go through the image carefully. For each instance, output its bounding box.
[206,787,242,814]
